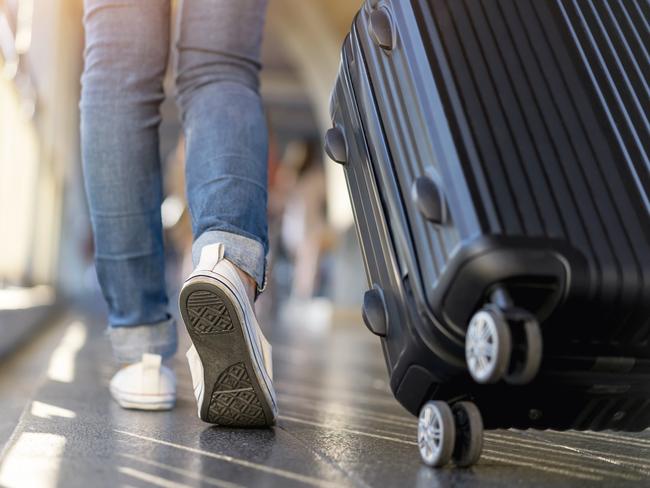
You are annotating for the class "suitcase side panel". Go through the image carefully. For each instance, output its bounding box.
[355,2,574,337]
[330,37,466,395]
[555,0,650,211]
[356,0,650,345]
[546,0,650,345]
[355,3,483,283]
[330,7,650,429]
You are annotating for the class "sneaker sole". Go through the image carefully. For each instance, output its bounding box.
[179,277,276,427]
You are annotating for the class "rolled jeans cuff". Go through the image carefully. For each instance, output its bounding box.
[192,230,266,288]
[108,316,178,363]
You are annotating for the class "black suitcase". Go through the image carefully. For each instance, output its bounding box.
[326,0,650,467]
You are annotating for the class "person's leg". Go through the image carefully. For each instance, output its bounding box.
[175,0,269,291]
[80,0,176,363]
[175,0,276,426]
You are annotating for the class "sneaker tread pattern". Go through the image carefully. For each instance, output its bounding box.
[187,290,234,334]
[208,362,267,426]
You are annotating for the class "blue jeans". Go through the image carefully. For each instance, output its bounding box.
[80,0,269,362]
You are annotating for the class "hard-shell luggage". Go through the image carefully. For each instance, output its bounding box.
[326,0,650,467]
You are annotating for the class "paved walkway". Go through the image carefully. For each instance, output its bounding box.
[1,304,649,487]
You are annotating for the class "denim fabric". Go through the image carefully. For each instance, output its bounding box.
[80,0,269,361]
[108,317,178,364]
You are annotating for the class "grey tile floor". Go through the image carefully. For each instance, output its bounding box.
[1,306,649,487]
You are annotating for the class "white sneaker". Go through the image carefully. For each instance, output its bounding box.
[109,353,176,410]
[179,243,277,427]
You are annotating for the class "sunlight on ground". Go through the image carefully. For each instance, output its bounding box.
[0,432,66,488]
[30,401,76,420]
[47,321,87,383]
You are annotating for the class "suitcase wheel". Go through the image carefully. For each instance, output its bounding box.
[418,401,455,467]
[504,316,543,385]
[418,400,484,468]
[451,402,484,468]
[465,308,512,384]
[324,127,347,165]
[465,306,542,385]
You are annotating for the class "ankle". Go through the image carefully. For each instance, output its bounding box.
[232,264,256,304]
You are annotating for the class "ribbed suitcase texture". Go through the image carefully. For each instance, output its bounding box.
[329,0,650,436]
[411,0,650,345]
